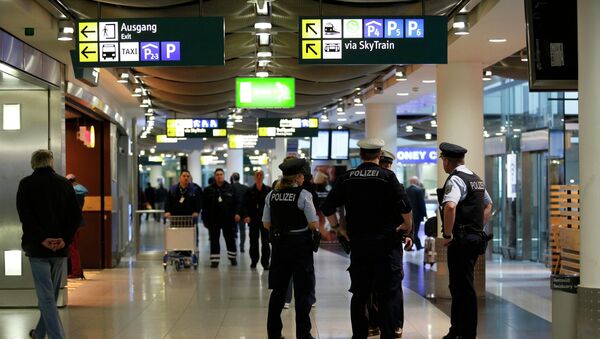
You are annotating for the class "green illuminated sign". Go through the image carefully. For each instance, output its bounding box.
[73,17,224,68]
[236,77,295,109]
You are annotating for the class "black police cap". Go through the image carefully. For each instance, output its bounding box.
[439,142,468,158]
[279,158,307,176]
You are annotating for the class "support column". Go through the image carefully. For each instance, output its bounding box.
[226,149,244,184]
[188,150,202,186]
[578,1,600,337]
[148,165,163,188]
[435,62,485,299]
[365,103,397,155]
[270,138,287,181]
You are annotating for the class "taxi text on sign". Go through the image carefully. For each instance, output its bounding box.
[74,17,224,68]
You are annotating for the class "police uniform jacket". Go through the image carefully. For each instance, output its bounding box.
[321,162,412,240]
[262,187,319,234]
[165,183,202,216]
[202,181,240,226]
[441,165,492,236]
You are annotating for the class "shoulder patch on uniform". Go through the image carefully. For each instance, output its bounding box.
[444,181,453,195]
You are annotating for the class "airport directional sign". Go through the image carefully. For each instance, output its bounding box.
[258,118,319,137]
[236,77,295,109]
[299,16,447,64]
[166,118,228,138]
[73,17,224,68]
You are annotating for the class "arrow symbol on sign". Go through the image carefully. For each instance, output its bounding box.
[81,25,96,39]
[306,23,318,35]
[81,46,96,59]
[305,43,318,56]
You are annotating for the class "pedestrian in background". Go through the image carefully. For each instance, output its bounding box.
[17,150,82,339]
[65,173,87,279]
[243,170,272,269]
[155,180,168,223]
[406,176,427,251]
[231,172,249,252]
[144,182,157,221]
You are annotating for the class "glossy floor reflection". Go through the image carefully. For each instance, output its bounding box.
[0,221,552,339]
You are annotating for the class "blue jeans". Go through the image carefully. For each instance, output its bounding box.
[29,257,66,339]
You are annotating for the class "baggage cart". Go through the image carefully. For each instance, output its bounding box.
[163,215,198,271]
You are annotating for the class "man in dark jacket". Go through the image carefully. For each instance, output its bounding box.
[231,172,249,252]
[406,176,427,250]
[203,168,241,267]
[17,149,82,339]
[243,170,271,269]
[144,182,157,221]
[164,170,202,254]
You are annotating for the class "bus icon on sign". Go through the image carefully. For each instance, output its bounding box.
[102,44,117,59]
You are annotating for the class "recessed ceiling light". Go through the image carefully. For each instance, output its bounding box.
[396,92,409,96]
[355,111,365,115]
[422,80,436,84]
[489,38,507,43]
[337,118,347,122]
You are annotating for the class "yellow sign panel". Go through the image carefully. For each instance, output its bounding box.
[301,19,321,39]
[78,43,98,62]
[308,118,318,128]
[78,22,98,42]
[302,40,321,59]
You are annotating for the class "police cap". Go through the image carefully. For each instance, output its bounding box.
[439,142,468,158]
[279,158,307,176]
[357,137,385,150]
[380,149,395,163]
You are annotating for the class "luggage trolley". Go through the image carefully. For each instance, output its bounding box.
[163,215,198,271]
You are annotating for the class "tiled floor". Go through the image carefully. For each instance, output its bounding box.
[0,221,553,338]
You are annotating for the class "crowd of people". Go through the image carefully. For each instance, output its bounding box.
[18,138,492,339]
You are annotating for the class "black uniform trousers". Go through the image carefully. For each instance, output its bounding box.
[349,238,404,339]
[267,232,314,339]
[447,234,481,339]
[207,221,237,263]
[249,221,270,267]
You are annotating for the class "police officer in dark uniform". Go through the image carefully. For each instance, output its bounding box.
[438,142,493,339]
[321,138,413,339]
[263,158,319,339]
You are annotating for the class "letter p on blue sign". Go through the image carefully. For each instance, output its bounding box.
[405,19,424,38]
[161,41,180,61]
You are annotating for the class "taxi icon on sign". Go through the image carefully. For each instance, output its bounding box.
[324,43,340,52]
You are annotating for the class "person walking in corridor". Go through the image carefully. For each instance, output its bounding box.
[17,150,82,339]
[243,169,272,269]
[202,168,241,267]
[406,176,427,251]
[231,172,249,252]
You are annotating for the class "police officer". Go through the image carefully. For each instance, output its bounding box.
[378,148,413,338]
[263,158,319,339]
[202,168,241,267]
[321,138,413,339]
[438,142,493,339]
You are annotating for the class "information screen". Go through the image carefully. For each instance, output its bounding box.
[311,130,330,160]
[330,130,349,160]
